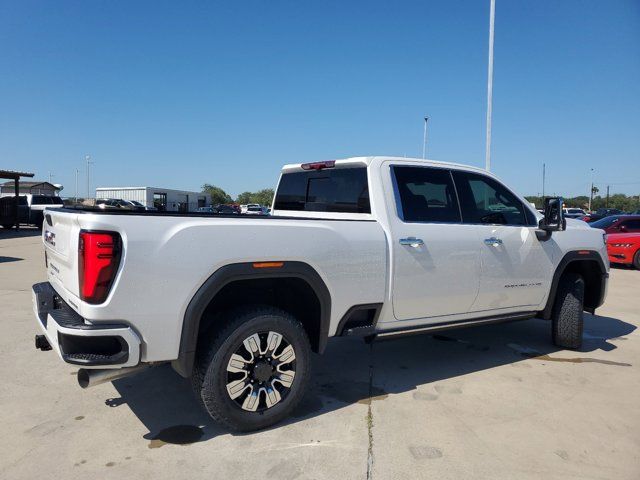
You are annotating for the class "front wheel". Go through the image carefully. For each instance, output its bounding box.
[192,306,311,432]
[551,273,584,350]
[633,250,640,270]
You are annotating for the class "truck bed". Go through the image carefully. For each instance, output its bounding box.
[42,207,387,363]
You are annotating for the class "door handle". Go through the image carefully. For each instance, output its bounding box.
[399,237,424,248]
[484,237,503,247]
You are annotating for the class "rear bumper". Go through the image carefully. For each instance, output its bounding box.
[32,282,141,368]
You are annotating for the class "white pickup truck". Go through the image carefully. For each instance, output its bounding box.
[32,156,609,431]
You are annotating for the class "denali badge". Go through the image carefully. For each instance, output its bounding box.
[504,282,542,288]
[44,230,56,247]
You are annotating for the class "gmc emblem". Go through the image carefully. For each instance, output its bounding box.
[44,230,56,247]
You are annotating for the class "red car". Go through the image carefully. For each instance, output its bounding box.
[589,215,640,234]
[606,233,640,269]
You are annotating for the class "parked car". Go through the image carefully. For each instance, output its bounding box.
[563,208,587,219]
[196,206,216,214]
[582,208,623,223]
[589,215,640,234]
[214,204,239,215]
[244,204,267,215]
[1,194,64,228]
[240,203,262,214]
[96,198,145,212]
[33,156,608,432]
[606,233,640,269]
[0,195,28,228]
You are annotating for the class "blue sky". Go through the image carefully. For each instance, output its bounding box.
[1,0,638,198]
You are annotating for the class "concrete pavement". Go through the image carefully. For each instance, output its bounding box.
[1,228,638,479]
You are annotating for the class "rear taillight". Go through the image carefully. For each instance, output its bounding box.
[78,231,122,304]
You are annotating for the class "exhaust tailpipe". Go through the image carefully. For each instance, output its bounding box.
[77,365,148,389]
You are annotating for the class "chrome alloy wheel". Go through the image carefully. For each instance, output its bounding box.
[226,331,296,412]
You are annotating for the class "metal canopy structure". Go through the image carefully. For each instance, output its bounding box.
[0,169,35,230]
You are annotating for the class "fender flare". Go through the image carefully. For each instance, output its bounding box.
[541,250,607,319]
[172,261,331,377]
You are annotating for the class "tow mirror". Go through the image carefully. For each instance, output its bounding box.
[539,197,566,232]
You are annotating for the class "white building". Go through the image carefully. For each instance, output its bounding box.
[95,186,211,212]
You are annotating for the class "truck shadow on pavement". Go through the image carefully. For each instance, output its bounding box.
[109,314,635,446]
[0,256,23,263]
[0,227,41,239]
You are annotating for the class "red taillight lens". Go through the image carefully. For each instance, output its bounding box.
[78,231,122,304]
[301,161,336,170]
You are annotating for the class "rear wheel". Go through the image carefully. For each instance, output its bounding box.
[192,306,311,432]
[551,273,584,350]
[633,250,640,270]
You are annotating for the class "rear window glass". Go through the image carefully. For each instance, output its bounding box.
[274,167,370,213]
[50,197,64,205]
[32,195,51,205]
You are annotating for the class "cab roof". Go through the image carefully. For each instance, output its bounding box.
[281,156,490,175]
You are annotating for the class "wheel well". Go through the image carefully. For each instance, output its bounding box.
[198,277,323,353]
[559,260,604,312]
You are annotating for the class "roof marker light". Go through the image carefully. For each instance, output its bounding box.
[252,262,284,269]
[301,161,335,171]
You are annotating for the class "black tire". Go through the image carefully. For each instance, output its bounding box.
[633,250,640,270]
[551,273,584,350]
[192,305,311,432]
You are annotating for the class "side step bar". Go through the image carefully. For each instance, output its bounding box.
[370,311,537,342]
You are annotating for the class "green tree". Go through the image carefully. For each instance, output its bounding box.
[236,191,253,205]
[201,184,232,205]
[234,188,275,207]
[252,188,275,207]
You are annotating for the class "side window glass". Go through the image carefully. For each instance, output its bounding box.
[624,219,640,230]
[452,171,529,226]
[392,166,461,223]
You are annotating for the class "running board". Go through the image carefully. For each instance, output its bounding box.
[370,312,537,341]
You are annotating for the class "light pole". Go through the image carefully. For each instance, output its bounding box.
[86,155,94,199]
[48,172,54,184]
[588,168,594,212]
[542,163,546,199]
[422,117,429,159]
[75,168,80,202]
[485,0,496,171]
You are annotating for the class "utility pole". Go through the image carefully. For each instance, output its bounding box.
[75,168,80,203]
[85,155,94,199]
[422,117,429,159]
[588,168,594,212]
[48,172,54,184]
[606,185,610,208]
[542,163,545,199]
[484,0,496,171]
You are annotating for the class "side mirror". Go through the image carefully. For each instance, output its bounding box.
[539,197,566,232]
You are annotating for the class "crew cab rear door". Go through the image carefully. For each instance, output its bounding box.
[385,163,481,320]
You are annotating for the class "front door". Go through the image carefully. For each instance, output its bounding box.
[388,165,481,321]
[451,170,555,311]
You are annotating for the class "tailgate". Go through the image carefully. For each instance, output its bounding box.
[43,210,81,299]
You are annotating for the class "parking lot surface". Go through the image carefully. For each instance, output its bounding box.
[1,228,639,479]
